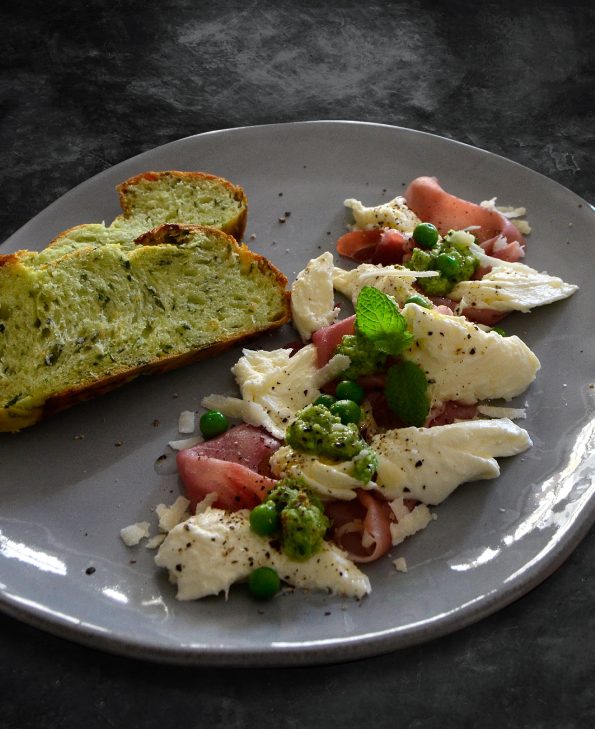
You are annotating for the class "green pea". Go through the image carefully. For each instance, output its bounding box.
[491,326,507,336]
[413,222,439,249]
[436,252,461,278]
[248,567,281,599]
[199,410,229,439]
[404,294,433,309]
[314,394,336,409]
[249,502,280,537]
[335,380,365,404]
[330,399,362,425]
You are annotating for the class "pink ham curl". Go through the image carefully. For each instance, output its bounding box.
[312,314,356,367]
[177,424,281,511]
[337,228,414,265]
[325,490,395,563]
[404,176,525,262]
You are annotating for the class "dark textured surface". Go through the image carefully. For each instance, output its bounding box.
[1,1,594,727]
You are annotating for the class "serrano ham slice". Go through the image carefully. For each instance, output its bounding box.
[176,424,281,510]
[326,490,394,563]
[404,176,525,252]
[337,228,413,265]
[312,315,356,367]
[177,455,277,511]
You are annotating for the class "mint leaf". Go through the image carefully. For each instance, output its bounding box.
[384,360,430,427]
[355,286,413,356]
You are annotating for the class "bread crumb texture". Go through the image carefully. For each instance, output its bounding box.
[0,172,289,431]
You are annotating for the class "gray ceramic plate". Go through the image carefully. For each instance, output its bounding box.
[1,121,594,666]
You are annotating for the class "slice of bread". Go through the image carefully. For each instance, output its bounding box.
[25,171,248,267]
[0,224,290,431]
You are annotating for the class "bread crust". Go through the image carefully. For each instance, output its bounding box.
[116,170,248,241]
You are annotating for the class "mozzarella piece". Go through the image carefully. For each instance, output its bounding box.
[370,418,532,504]
[269,445,373,500]
[344,196,420,232]
[291,252,340,340]
[155,507,371,600]
[202,345,349,439]
[333,263,430,307]
[402,303,541,404]
[451,262,578,313]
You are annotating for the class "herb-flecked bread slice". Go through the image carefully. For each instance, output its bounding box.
[0,224,290,432]
[24,170,248,267]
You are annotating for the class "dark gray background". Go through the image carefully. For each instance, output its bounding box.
[1,1,593,727]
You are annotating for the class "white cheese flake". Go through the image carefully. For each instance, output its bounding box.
[156,496,191,533]
[178,410,196,434]
[120,521,150,547]
[393,557,408,573]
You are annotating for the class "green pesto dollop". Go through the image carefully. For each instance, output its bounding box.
[405,234,479,296]
[334,333,387,379]
[285,404,378,484]
[264,478,329,561]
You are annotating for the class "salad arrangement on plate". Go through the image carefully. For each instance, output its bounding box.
[123,175,578,602]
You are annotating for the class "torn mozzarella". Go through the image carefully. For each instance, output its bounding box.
[333,263,428,307]
[291,252,340,340]
[344,196,420,232]
[402,303,541,405]
[202,344,350,439]
[451,262,578,313]
[370,418,532,504]
[155,507,371,600]
[269,445,372,500]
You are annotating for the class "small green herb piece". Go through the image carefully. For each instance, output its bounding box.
[384,360,430,427]
[404,294,433,309]
[248,567,281,599]
[355,286,413,356]
[491,326,507,337]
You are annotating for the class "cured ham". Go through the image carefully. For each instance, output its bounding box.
[185,423,281,475]
[404,176,525,253]
[336,228,414,265]
[325,490,395,563]
[177,424,281,510]
[178,454,277,511]
[312,315,355,367]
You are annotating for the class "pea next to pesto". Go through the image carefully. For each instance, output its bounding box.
[258,478,330,561]
[285,404,378,483]
[405,231,479,296]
